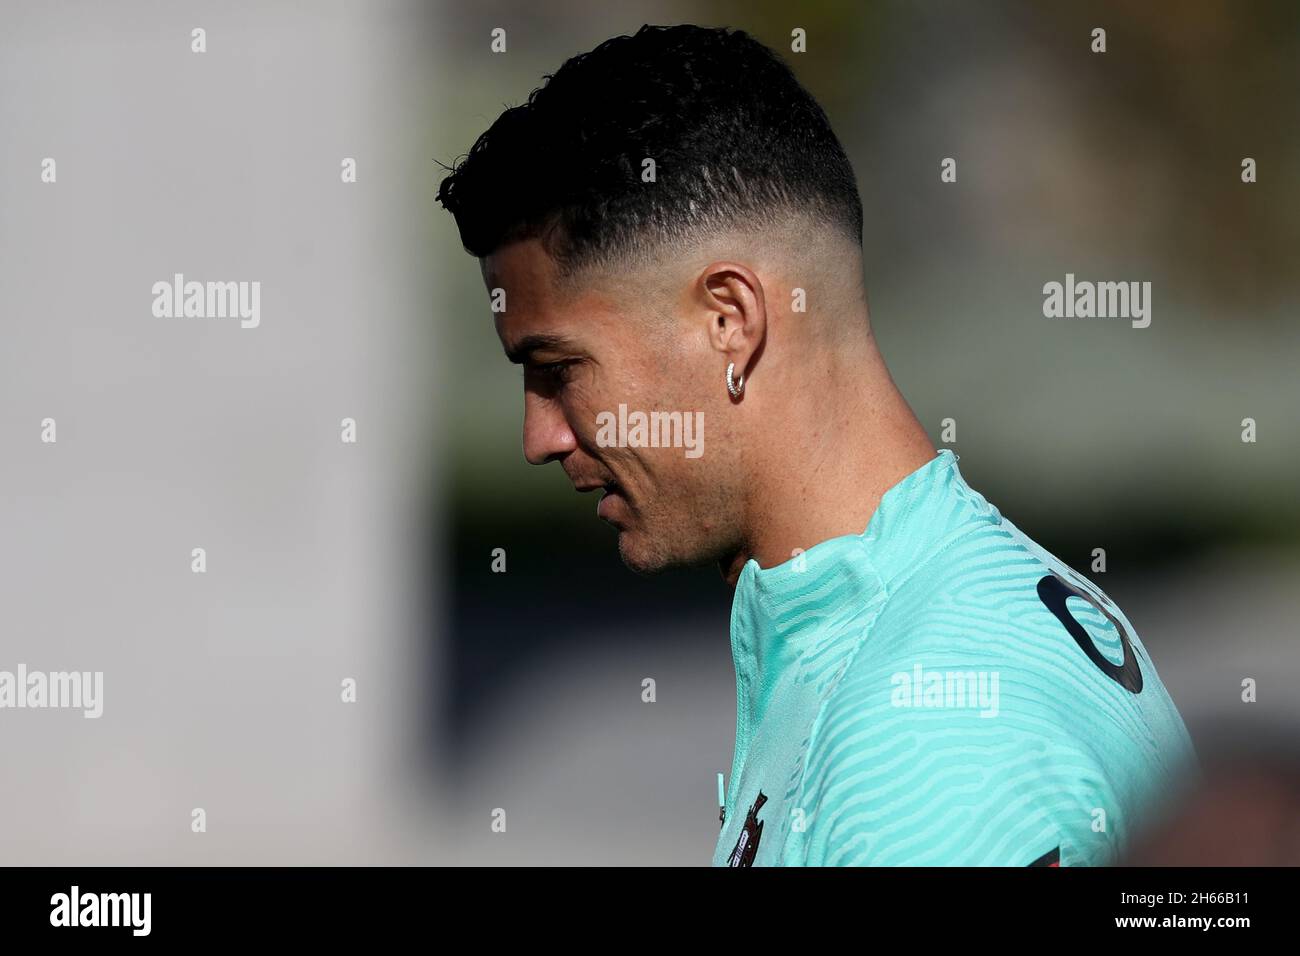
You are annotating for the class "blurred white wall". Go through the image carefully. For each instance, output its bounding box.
[0,0,441,864]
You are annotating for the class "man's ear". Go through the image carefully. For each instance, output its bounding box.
[700,261,767,386]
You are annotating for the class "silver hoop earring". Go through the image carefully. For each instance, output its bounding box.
[726,362,745,398]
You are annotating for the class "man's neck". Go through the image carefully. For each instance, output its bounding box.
[719,345,936,588]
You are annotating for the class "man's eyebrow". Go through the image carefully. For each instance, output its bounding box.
[504,333,577,365]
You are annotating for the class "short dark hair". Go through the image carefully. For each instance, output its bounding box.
[435,24,864,283]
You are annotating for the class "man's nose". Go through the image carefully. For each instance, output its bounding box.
[522,393,578,465]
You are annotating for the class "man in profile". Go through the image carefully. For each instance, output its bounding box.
[436,23,1197,866]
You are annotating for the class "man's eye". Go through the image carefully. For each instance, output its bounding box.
[531,361,574,384]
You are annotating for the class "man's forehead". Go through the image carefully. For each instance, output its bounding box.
[494,296,609,362]
[482,238,562,301]
[485,241,617,347]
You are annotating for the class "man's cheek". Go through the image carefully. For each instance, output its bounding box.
[569,395,598,447]
[564,383,612,443]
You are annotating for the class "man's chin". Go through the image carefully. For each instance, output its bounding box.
[615,532,667,576]
[615,529,705,576]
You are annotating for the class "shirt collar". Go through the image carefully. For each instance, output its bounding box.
[728,449,969,732]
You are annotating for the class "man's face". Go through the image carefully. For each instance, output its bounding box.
[483,238,738,573]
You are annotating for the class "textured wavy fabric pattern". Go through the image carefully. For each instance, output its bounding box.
[713,450,1198,867]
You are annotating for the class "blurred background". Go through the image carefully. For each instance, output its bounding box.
[2,0,1297,865]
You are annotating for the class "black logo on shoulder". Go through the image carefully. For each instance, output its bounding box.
[726,790,768,867]
[1037,572,1143,694]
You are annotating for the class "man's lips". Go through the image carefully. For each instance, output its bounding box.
[572,479,626,521]
[595,485,624,522]
[573,480,617,493]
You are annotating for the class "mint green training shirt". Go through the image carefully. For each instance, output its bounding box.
[712,449,1198,867]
